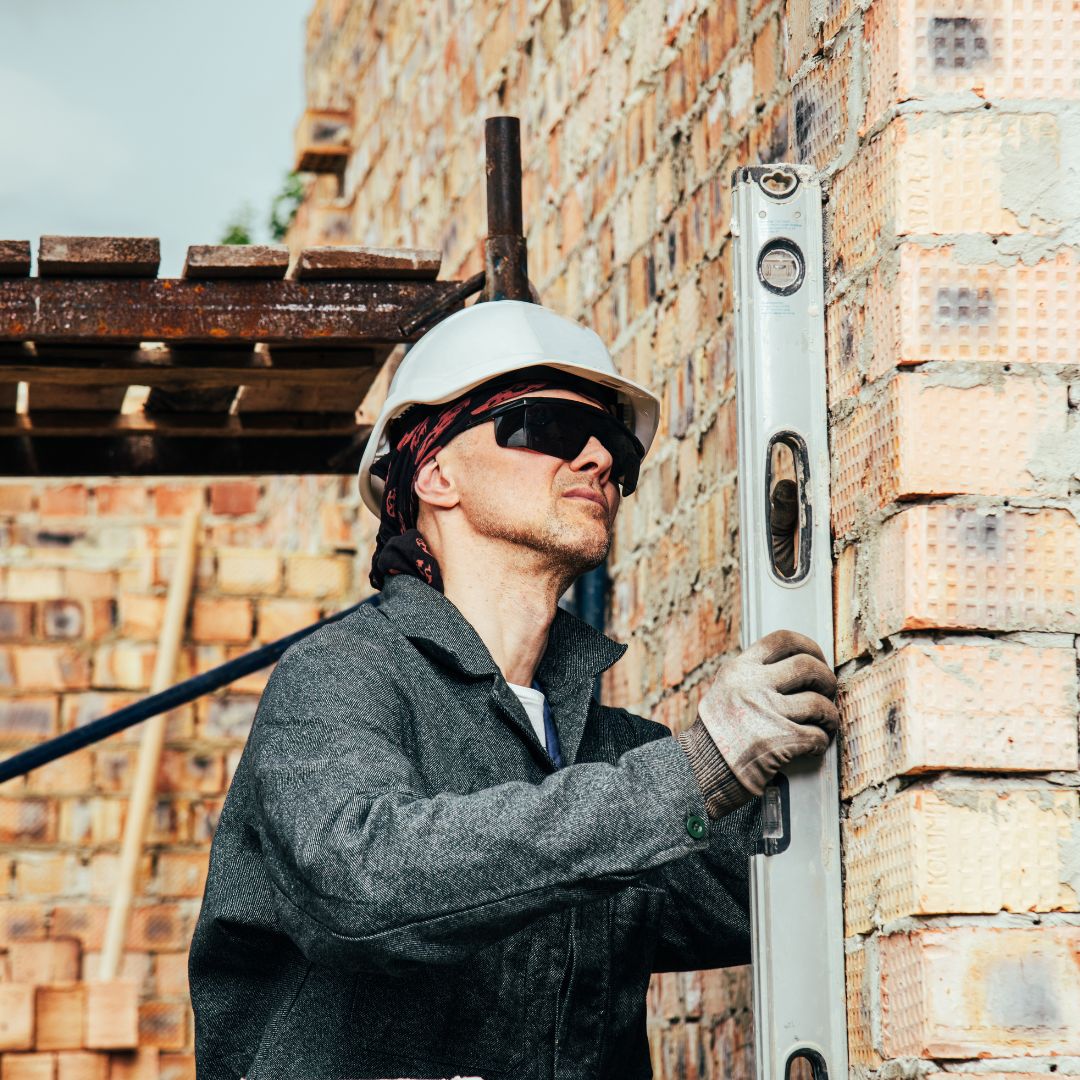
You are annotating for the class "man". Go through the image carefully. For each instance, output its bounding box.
[189,300,838,1080]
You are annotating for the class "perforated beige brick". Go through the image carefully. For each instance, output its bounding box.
[880,926,1080,1057]
[839,641,1078,796]
[845,945,881,1067]
[888,246,1080,373]
[844,789,1079,933]
[897,113,1061,235]
[829,123,898,275]
[830,375,1066,537]
[865,0,1080,130]
[791,35,852,170]
[869,505,1080,638]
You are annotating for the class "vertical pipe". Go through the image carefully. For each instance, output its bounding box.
[483,116,530,302]
[574,560,609,703]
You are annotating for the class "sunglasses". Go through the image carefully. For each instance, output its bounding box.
[473,396,645,496]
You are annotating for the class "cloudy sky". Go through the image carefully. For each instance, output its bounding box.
[0,0,313,276]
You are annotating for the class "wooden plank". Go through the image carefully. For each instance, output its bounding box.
[0,278,461,344]
[292,246,441,281]
[0,432,369,476]
[38,236,160,277]
[182,245,289,279]
[0,241,31,277]
[27,384,128,411]
[238,347,383,414]
[0,411,362,436]
[0,345,381,387]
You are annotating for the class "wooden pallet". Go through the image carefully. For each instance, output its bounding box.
[0,237,468,476]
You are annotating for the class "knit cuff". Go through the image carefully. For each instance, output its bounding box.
[675,716,754,820]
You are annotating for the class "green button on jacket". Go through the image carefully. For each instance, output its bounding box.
[685,813,708,839]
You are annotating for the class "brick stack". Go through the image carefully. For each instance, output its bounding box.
[1,478,369,1075]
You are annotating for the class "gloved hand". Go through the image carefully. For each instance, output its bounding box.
[676,629,839,818]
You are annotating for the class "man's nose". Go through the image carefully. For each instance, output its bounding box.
[570,435,614,482]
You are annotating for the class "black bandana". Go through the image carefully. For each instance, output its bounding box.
[368,364,618,592]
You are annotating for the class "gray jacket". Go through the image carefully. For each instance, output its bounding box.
[189,572,760,1080]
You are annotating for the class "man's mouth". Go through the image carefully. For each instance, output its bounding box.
[564,488,607,510]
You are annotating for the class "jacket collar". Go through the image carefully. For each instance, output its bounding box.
[373,572,628,693]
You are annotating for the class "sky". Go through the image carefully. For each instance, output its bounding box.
[0,0,314,276]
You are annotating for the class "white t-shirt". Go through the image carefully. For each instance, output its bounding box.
[507,681,548,748]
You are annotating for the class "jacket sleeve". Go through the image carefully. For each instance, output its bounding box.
[247,630,717,975]
[621,710,762,973]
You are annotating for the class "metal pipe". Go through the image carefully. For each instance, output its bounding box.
[483,116,530,302]
[0,597,378,784]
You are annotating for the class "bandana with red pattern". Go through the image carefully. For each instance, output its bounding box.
[368,364,618,592]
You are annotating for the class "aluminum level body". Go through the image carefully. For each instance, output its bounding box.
[730,165,848,1080]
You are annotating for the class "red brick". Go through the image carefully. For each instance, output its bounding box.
[0,698,59,743]
[0,485,36,513]
[126,906,191,952]
[84,981,138,1051]
[0,904,48,944]
[93,485,148,517]
[152,486,203,518]
[153,954,189,999]
[6,569,64,602]
[41,601,85,641]
[55,1055,107,1080]
[137,1003,187,1051]
[35,985,86,1051]
[156,1056,193,1080]
[11,647,90,692]
[1,1053,56,1080]
[107,1049,158,1080]
[208,482,260,517]
[190,598,252,644]
[39,487,88,518]
[215,547,281,595]
[283,555,351,599]
[0,799,57,844]
[155,750,224,796]
[0,602,35,639]
[49,907,107,953]
[64,570,116,601]
[7,940,81,984]
[256,599,320,643]
[153,853,209,900]
[0,983,36,1050]
[116,596,165,642]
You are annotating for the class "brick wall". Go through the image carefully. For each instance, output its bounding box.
[0,478,369,1078]
[2,0,1078,1077]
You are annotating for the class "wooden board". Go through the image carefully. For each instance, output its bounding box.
[291,246,441,280]
[183,245,290,280]
[0,241,31,277]
[38,236,160,277]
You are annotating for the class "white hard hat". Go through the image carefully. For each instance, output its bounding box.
[357,300,661,517]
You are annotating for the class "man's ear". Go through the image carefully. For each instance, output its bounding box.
[413,454,460,510]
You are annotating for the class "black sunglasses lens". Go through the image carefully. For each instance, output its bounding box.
[494,401,641,495]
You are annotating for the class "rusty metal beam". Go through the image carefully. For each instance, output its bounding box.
[482,116,530,303]
[0,278,466,345]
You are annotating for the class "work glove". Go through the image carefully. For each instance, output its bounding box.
[675,629,839,819]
